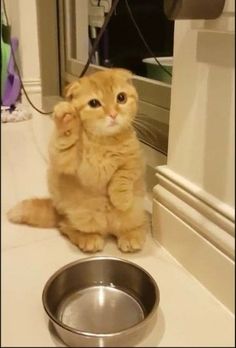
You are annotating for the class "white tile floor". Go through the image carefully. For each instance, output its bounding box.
[1,113,235,347]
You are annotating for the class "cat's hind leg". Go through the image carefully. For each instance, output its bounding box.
[59,221,105,252]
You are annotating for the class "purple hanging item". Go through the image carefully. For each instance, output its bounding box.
[2,37,21,107]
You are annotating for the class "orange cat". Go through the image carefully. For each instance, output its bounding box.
[7,69,147,252]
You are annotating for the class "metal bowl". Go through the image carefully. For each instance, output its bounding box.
[42,256,160,347]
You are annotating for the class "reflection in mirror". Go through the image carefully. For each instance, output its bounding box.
[88,0,174,83]
[59,0,172,159]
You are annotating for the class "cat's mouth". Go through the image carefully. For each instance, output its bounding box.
[108,119,119,127]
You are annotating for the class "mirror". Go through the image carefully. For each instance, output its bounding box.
[88,0,174,84]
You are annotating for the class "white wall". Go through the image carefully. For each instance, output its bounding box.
[4,0,42,101]
[167,0,235,215]
[153,0,235,312]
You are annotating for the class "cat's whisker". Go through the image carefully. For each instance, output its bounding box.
[132,115,168,155]
[132,119,154,136]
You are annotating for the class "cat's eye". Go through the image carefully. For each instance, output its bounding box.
[117,92,127,104]
[88,99,101,108]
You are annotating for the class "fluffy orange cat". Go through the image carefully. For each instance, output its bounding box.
[7,68,147,252]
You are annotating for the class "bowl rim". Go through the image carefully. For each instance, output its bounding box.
[42,256,160,338]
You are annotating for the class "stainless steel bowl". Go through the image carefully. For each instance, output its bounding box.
[42,256,160,347]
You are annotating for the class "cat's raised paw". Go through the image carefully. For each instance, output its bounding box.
[54,101,77,120]
[53,101,79,135]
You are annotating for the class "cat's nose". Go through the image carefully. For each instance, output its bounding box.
[109,110,118,119]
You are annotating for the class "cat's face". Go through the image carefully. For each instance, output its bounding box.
[65,69,138,136]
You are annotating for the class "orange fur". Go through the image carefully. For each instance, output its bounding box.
[7,198,58,228]
[7,69,147,252]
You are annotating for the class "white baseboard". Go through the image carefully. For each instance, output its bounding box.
[157,166,234,222]
[22,79,42,94]
[152,166,235,313]
[21,79,42,110]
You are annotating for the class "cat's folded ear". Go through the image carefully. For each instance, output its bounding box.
[111,68,133,83]
[64,81,81,101]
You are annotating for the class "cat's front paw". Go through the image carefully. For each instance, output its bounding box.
[108,176,134,211]
[53,101,81,151]
[53,101,80,136]
[109,189,133,211]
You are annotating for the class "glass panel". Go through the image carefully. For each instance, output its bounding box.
[59,0,172,155]
[63,0,174,83]
[88,0,174,84]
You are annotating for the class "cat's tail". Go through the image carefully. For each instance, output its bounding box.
[7,198,59,228]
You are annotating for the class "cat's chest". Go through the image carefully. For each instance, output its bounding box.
[77,145,122,188]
